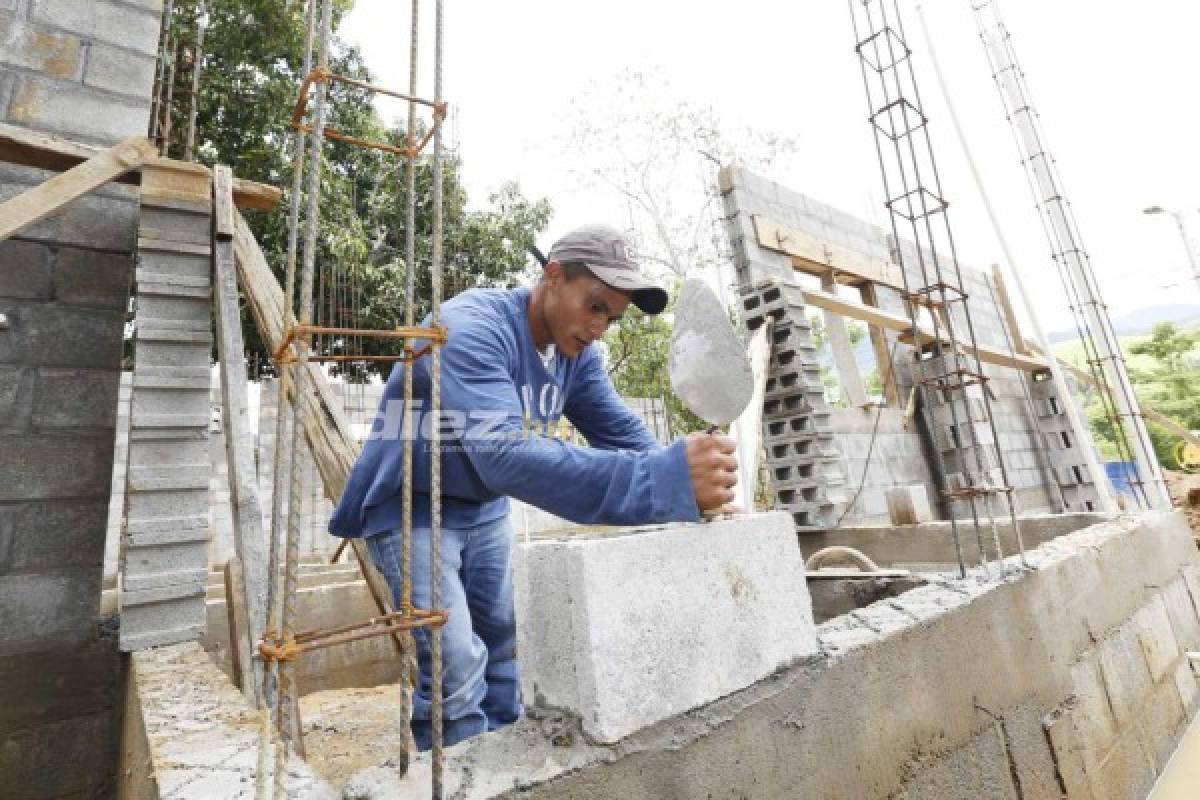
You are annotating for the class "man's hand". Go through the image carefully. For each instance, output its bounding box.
[684,432,739,512]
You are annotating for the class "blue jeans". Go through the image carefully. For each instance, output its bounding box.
[365,516,521,749]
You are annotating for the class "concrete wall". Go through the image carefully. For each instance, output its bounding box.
[0,0,161,145]
[497,512,1200,800]
[0,1,161,796]
[720,166,1095,527]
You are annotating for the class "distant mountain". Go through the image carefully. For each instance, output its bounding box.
[1047,304,1200,344]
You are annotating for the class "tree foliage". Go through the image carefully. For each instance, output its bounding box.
[1075,322,1200,470]
[156,0,551,379]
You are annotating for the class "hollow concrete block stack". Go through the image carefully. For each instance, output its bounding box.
[119,174,214,651]
[1029,371,1102,512]
[739,278,842,532]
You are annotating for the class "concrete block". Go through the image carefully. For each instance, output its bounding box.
[892,723,1018,800]
[0,708,119,798]
[0,14,82,79]
[82,41,156,99]
[514,512,817,743]
[1133,595,1181,683]
[0,300,125,368]
[0,165,138,249]
[885,484,933,525]
[52,247,132,309]
[1134,675,1185,770]
[31,0,161,55]
[32,367,120,429]
[0,499,108,574]
[0,432,114,502]
[0,568,100,655]
[1067,655,1118,756]
[0,239,52,300]
[1163,575,1200,651]
[1172,659,1198,713]
[1096,622,1154,726]
[7,74,150,144]
[0,365,34,434]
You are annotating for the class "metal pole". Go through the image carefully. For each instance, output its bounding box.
[915,2,1116,513]
[1169,210,1200,294]
[183,0,206,162]
[430,1,446,794]
[973,0,1171,510]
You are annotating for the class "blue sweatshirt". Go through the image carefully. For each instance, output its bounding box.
[328,287,700,537]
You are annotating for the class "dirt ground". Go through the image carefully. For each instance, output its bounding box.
[1165,469,1200,541]
[299,684,406,789]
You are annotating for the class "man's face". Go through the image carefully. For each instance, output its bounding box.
[542,263,632,357]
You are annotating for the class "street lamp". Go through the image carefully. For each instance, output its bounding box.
[1143,205,1200,294]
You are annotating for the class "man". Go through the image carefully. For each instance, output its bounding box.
[329,224,738,749]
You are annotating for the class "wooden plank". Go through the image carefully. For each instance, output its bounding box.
[0,135,156,243]
[1052,355,1200,450]
[223,556,254,694]
[859,283,901,406]
[799,286,1050,373]
[752,213,907,290]
[232,210,413,660]
[990,264,1030,355]
[820,274,869,408]
[212,166,268,706]
[142,157,211,207]
[731,325,771,511]
[0,122,281,210]
[213,165,235,241]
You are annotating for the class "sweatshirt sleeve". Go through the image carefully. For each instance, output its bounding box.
[444,318,700,525]
[563,347,660,453]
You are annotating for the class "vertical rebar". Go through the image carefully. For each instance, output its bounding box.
[848,0,1025,577]
[430,1,446,794]
[275,1,333,796]
[160,38,180,156]
[259,3,318,794]
[972,0,1169,511]
[148,0,176,139]
[184,0,206,162]
[398,0,421,771]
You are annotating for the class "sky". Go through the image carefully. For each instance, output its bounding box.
[339,1,1200,332]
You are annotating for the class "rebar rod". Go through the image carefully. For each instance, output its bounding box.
[430,0,446,793]
[276,0,333,795]
[259,2,318,794]
[972,0,1169,510]
[399,0,421,770]
[183,0,206,162]
[148,0,176,139]
[849,0,1025,576]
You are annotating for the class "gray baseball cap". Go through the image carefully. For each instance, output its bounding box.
[547,224,669,315]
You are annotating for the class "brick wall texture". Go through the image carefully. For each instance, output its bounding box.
[721,166,1102,528]
[0,1,161,796]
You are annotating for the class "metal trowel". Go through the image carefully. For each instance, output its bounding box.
[669,278,755,430]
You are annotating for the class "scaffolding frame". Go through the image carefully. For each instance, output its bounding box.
[971,0,1171,511]
[255,0,452,797]
[848,0,1026,578]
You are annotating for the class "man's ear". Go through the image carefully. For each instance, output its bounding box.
[543,260,565,287]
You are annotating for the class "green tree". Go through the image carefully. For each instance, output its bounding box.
[155,0,552,379]
[603,301,705,439]
[1129,322,1200,469]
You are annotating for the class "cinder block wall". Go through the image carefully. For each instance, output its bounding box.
[0,1,161,796]
[721,166,1086,526]
[516,512,1200,800]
